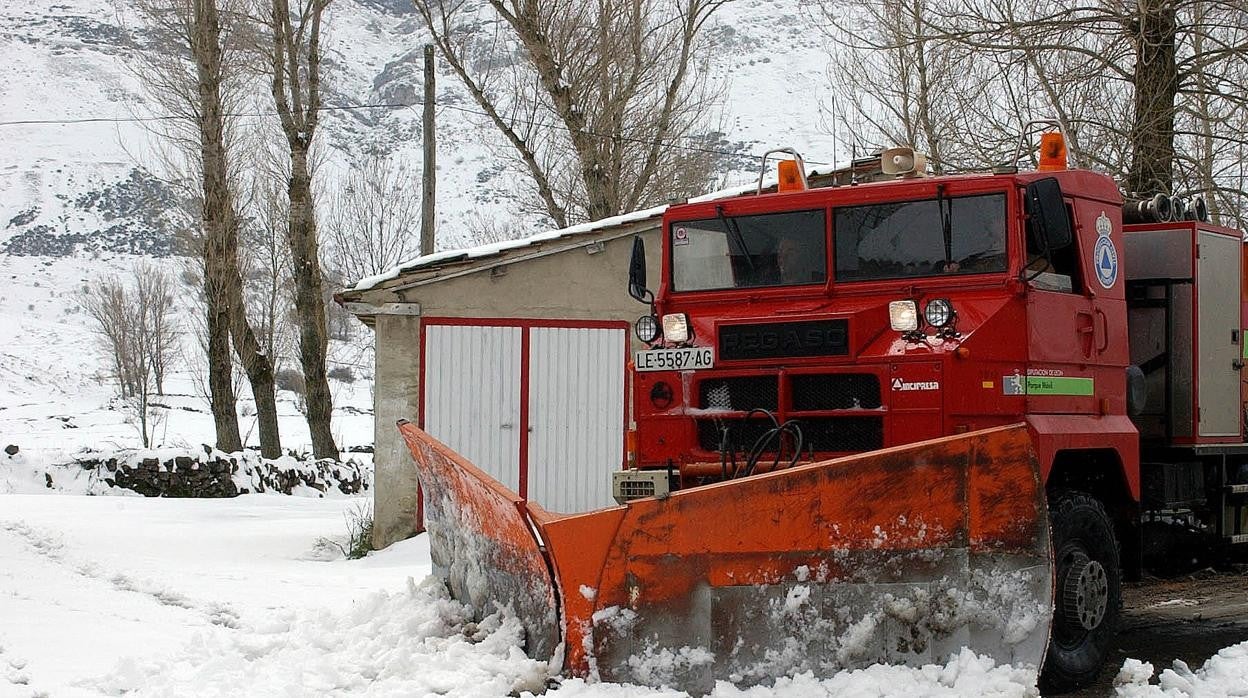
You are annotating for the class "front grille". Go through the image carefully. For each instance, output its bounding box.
[791,374,881,410]
[697,418,783,452]
[799,417,884,452]
[698,376,778,411]
[696,416,884,454]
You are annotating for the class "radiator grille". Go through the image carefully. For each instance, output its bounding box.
[698,376,778,411]
[790,374,881,410]
[696,416,884,454]
[799,417,885,452]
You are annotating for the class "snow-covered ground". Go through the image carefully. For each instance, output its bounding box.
[0,490,1244,697]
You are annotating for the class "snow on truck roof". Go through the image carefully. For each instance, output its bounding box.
[348,164,846,293]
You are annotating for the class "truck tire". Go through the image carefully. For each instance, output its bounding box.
[1041,490,1122,693]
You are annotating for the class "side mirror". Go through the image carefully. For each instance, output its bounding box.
[628,236,651,303]
[1025,178,1073,251]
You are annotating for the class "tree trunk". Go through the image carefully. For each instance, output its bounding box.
[194,0,242,453]
[246,359,282,458]
[288,147,338,460]
[204,284,241,451]
[226,295,283,459]
[1125,0,1178,196]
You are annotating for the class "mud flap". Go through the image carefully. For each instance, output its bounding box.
[397,421,561,665]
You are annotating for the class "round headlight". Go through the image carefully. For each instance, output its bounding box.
[924,298,954,328]
[635,315,660,343]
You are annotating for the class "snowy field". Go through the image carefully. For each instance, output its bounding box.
[0,490,1244,697]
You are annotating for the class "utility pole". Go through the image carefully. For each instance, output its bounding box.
[421,44,436,256]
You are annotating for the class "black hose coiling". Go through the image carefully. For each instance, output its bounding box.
[714,409,805,479]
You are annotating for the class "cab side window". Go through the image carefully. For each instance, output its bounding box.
[1026,201,1083,294]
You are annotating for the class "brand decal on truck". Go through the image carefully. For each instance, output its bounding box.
[1093,211,1118,289]
[891,377,939,391]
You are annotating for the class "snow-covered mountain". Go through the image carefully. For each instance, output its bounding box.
[0,0,842,257]
[0,0,841,458]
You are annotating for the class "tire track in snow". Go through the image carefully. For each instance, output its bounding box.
[0,520,240,629]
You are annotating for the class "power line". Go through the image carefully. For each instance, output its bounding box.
[0,98,834,167]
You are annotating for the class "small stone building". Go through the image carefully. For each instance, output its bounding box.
[338,208,664,549]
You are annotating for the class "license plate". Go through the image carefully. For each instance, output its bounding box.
[634,347,714,372]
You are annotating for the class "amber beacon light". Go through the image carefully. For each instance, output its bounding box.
[1038,132,1067,171]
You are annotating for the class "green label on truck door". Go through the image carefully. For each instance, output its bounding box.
[1024,376,1094,396]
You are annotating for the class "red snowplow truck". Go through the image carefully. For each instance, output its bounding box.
[399,129,1248,693]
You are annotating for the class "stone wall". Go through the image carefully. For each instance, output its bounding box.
[67,448,370,498]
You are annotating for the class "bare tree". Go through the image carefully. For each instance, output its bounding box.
[812,0,1248,227]
[323,152,422,285]
[913,0,1248,208]
[416,0,727,228]
[128,0,284,458]
[815,0,981,172]
[261,0,339,460]
[79,264,179,448]
[240,173,296,363]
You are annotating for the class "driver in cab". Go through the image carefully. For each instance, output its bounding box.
[776,237,826,285]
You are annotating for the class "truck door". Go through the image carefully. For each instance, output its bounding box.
[1024,195,1127,413]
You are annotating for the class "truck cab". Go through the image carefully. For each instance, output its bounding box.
[623,144,1247,691]
[631,165,1131,489]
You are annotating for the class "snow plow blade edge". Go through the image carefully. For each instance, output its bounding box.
[397,420,560,664]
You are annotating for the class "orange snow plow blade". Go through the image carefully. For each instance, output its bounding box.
[397,420,560,662]
[401,421,1052,692]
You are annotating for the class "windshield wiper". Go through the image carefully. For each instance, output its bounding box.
[718,205,755,273]
[937,184,953,270]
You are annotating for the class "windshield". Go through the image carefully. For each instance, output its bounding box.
[671,209,827,291]
[834,193,1007,281]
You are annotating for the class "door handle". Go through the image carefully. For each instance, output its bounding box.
[1094,308,1109,352]
[1076,311,1095,358]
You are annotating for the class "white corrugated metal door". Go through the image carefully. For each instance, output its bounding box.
[527,327,627,513]
[422,324,523,491]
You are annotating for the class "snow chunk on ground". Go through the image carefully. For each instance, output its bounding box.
[1114,641,1248,697]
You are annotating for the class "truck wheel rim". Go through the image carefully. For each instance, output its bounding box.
[1062,552,1109,631]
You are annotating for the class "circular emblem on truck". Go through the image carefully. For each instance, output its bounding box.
[1093,211,1117,288]
[1094,235,1118,288]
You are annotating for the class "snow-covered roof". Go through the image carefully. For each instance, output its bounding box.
[348,165,841,293]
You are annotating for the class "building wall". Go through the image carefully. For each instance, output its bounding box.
[365,226,661,549]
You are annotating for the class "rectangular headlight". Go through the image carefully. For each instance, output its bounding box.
[888,300,919,332]
[662,313,690,343]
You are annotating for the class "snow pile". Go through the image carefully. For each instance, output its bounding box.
[1114,642,1248,697]
[541,649,1037,698]
[1,446,371,497]
[95,576,552,697]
